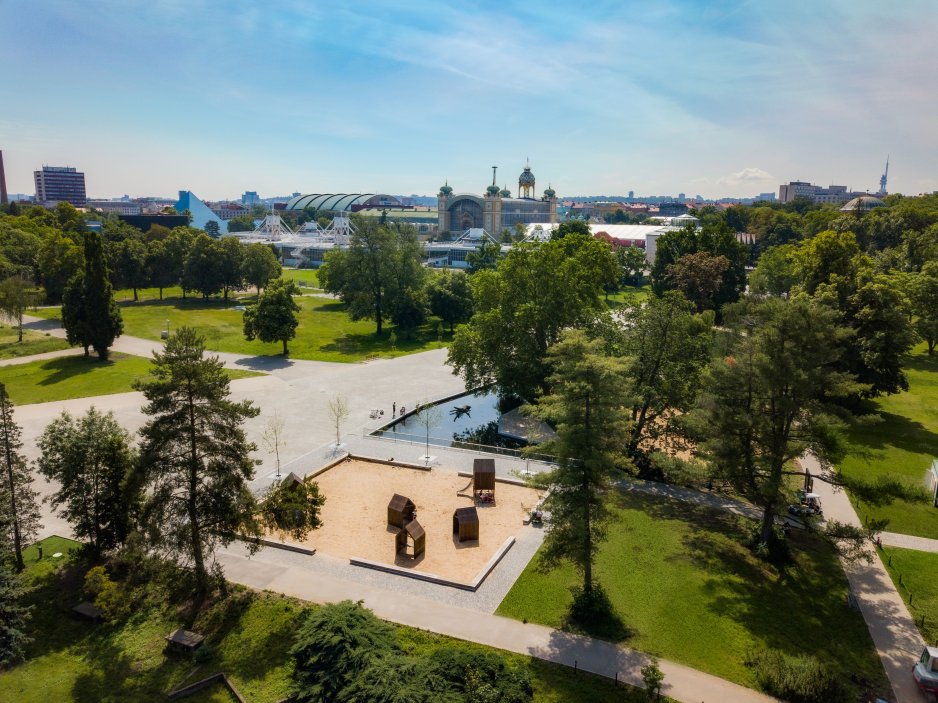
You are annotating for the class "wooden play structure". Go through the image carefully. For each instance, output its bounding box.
[472,458,496,504]
[452,506,479,542]
[396,519,425,558]
[282,472,304,491]
[387,493,416,528]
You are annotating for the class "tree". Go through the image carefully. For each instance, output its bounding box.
[318,219,425,335]
[749,244,798,297]
[145,239,178,300]
[530,330,631,602]
[0,276,35,343]
[449,233,618,399]
[37,408,137,555]
[792,229,868,301]
[665,251,730,313]
[552,219,592,239]
[37,229,82,304]
[217,236,245,302]
[622,291,711,467]
[243,278,301,354]
[912,261,938,354]
[290,600,396,703]
[182,233,224,299]
[0,563,31,667]
[134,327,261,594]
[261,409,286,477]
[327,395,349,448]
[0,384,40,572]
[389,285,428,334]
[110,237,148,301]
[226,214,256,232]
[203,220,220,237]
[260,474,325,543]
[81,230,123,360]
[617,246,647,287]
[242,242,282,293]
[692,298,859,547]
[61,272,90,355]
[465,238,502,273]
[427,269,473,332]
[414,403,442,463]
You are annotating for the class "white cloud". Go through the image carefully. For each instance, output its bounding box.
[718,168,775,186]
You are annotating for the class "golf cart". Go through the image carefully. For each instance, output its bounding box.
[788,492,822,518]
[913,646,938,695]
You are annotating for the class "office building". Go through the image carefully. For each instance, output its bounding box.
[778,181,864,205]
[34,165,87,207]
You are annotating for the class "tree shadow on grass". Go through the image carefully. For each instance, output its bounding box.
[844,410,938,458]
[36,355,117,386]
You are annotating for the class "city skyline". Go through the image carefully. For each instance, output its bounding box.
[1,0,936,200]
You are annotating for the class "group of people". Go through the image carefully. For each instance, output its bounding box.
[392,402,407,417]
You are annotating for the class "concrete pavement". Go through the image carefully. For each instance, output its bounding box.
[802,453,927,703]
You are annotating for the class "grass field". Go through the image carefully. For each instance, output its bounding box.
[0,537,660,703]
[0,324,71,359]
[497,490,887,697]
[0,353,259,405]
[881,546,938,646]
[838,345,938,539]
[281,267,320,289]
[33,293,449,363]
[605,283,651,309]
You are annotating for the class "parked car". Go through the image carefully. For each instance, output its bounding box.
[913,646,938,695]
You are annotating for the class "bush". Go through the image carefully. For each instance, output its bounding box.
[290,600,396,703]
[83,566,130,621]
[747,648,849,703]
[744,525,792,566]
[428,646,532,703]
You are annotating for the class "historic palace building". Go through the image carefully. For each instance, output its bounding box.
[437,163,558,236]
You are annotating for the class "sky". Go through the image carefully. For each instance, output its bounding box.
[1,0,936,200]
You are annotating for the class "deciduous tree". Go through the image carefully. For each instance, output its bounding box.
[912,261,938,354]
[427,269,473,332]
[182,233,224,299]
[243,278,301,354]
[0,276,35,342]
[242,242,282,293]
[665,251,729,313]
[134,327,261,594]
[37,408,137,555]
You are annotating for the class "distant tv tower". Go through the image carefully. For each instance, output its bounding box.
[0,150,8,205]
[879,155,889,195]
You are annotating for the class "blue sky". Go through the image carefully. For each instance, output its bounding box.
[1,0,936,200]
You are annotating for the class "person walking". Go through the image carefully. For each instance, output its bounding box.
[393,401,397,416]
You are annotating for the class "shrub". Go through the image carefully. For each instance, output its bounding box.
[428,646,532,703]
[640,657,664,700]
[83,565,130,621]
[290,600,396,703]
[747,648,850,703]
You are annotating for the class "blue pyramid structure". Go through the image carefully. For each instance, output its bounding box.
[174,190,228,234]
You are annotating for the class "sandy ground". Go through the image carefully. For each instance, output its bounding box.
[279,459,542,582]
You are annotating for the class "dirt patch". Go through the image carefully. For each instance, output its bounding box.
[276,459,542,582]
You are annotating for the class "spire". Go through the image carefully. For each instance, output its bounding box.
[0,150,7,205]
[879,155,889,195]
[491,166,498,186]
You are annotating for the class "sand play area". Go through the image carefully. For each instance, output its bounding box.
[281,458,542,583]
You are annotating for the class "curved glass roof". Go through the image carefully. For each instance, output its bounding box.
[285,193,403,211]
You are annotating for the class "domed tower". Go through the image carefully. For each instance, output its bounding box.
[483,166,503,234]
[544,184,558,224]
[518,161,536,199]
[437,180,453,233]
[499,185,511,198]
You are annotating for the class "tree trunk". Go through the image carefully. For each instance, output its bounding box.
[159,287,163,301]
[133,287,138,302]
[83,345,90,357]
[2,412,24,572]
[760,503,776,545]
[16,315,23,343]
[223,286,229,303]
[187,381,207,596]
[282,338,288,355]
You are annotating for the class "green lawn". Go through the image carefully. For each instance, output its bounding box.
[281,267,320,289]
[605,284,651,309]
[0,324,70,359]
[838,345,938,538]
[34,294,449,363]
[0,537,657,703]
[881,546,938,645]
[497,490,887,697]
[0,353,259,405]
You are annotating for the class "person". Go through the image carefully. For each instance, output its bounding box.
[393,401,397,415]
[400,406,406,416]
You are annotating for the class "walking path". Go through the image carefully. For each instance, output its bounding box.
[0,346,84,366]
[217,544,778,703]
[802,453,926,703]
[880,531,938,554]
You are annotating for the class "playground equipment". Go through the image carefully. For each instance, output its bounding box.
[395,519,425,559]
[453,507,480,542]
[387,493,416,528]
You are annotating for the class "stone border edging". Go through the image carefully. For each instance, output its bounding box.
[256,538,316,556]
[349,536,516,591]
[456,470,529,487]
[168,672,246,702]
[345,453,433,472]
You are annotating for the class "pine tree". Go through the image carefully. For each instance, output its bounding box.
[61,272,90,356]
[0,563,32,667]
[82,230,123,360]
[0,384,40,572]
[134,327,261,595]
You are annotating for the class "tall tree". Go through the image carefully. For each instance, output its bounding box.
[81,230,123,360]
[622,291,711,466]
[145,239,178,300]
[182,234,224,299]
[37,229,82,304]
[110,237,148,301]
[693,298,859,546]
[242,242,282,293]
[0,276,35,343]
[243,278,301,354]
[665,251,729,313]
[134,327,261,594]
[616,245,647,287]
[449,233,618,398]
[912,261,938,355]
[465,238,502,273]
[530,330,631,601]
[37,408,137,555]
[61,272,90,356]
[217,236,245,302]
[426,269,473,332]
[749,244,798,297]
[318,219,424,335]
[0,384,40,572]
[203,220,220,238]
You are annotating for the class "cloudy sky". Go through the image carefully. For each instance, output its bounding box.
[1,0,936,200]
